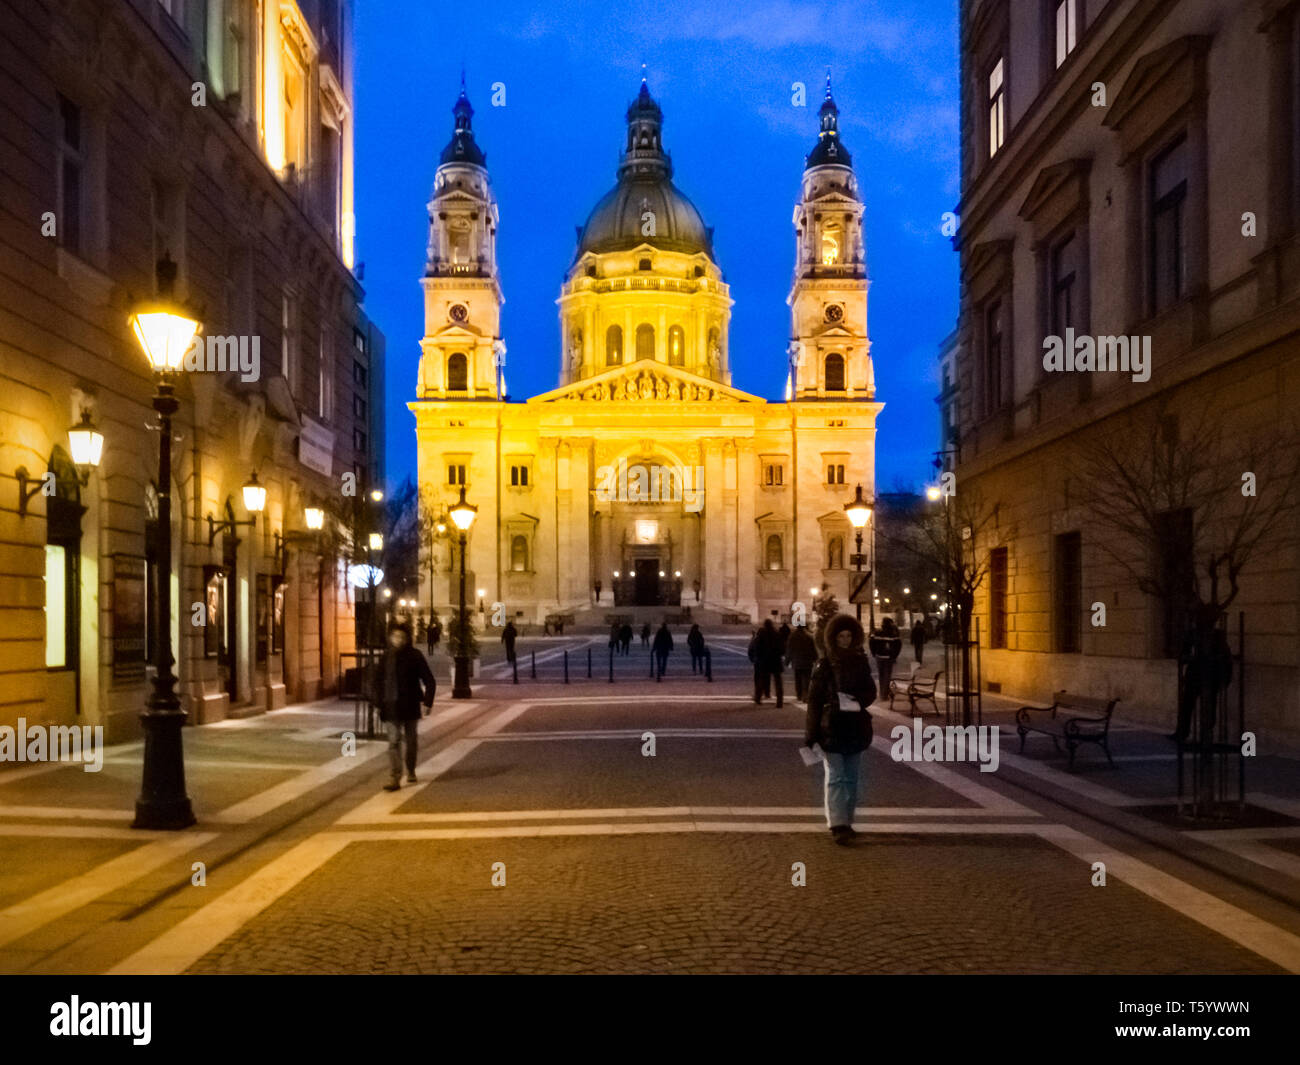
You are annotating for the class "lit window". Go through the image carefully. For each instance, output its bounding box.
[606,324,623,365]
[668,325,685,366]
[821,231,839,265]
[44,545,67,668]
[510,535,529,572]
[765,534,784,571]
[988,58,1005,158]
[1055,1,1078,69]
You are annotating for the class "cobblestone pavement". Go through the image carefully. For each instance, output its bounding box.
[3,642,1300,975]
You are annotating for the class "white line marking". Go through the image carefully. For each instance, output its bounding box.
[0,831,218,949]
[329,804,1032,825]
[1033,823,1300,973]
[1194,837,1300,880]
[0,806,133,822]
[472,728,804,740]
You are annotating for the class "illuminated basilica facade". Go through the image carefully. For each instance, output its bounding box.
[412,78,880,621]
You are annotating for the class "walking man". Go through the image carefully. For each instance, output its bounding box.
[752,618,785,707]
[371,621,437,791]
[501,619,518,665]
[785,620,817,702]
[869,618,903,705]
[805,614,877,844]
[619,623,633,655]
[687,623,705,673]
[911,617,929,665]
[641,622,652,648]
[652,621,674,678]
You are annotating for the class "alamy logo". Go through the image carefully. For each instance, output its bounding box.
[179,334,261,382]
[594,460,704,513]
[1042,328,1150,383]
[0,718,104,772]
[50,997,151,1045]
[889,717,1001,773]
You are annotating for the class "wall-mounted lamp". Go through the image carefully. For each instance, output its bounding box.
[207,471,266,545]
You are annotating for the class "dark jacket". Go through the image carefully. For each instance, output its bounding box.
[752,621,784,671]
[805,615,876,754]
[687,625,705,652]
[371,644,436,722]
[784,626,817,668]
[652,625,673,654]
[869,629,902,662]
[501,622,517,647]
[911,623,928,648]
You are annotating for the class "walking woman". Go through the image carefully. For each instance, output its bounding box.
[805,614,877,844]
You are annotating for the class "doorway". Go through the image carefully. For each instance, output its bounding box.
[634,558,660,605]
[222,529,238,703]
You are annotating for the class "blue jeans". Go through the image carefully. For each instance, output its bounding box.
[386,719,419,782]
[822,750,863,828]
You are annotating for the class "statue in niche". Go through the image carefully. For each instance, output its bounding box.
[707,334,721,374]
[569,329,582,375]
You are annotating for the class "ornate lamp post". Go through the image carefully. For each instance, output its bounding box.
[129,264,200,830]
[448,485,477,698]
[845,483,873,630]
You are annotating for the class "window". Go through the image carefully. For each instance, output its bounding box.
[824,353,845,392]
[45,449,81,673]
[57,94,83,254]
[988,57,1006,158]
[447,352,468,391]
[763,463,784,487]
[827,464,845,485]
[353,360,367,387]
[1150,136,1188,315]
[983,299,1004,415]
[635,324,655,360]
[353,394,366,419]
[510,464,529,487]
[989,546,1008,649]
[821,226,840,265]
[1055,0,1078,68]
[510,535,529,572]
[448,463,466,486]
[1050,231,1079,337]
[606,324,623,366]
[318,330,333,420]
[1155,508,1194,657]
[282,48,306,177]
[281,291,297,388]
[765,534,784,571]
[1054,531,1082,653]
[353,328,367,356]
[667,325,685,366]
[353,428,367,452]
[827,535,844,570]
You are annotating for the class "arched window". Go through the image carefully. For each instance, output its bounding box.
[447,352,468,391]
[510,535,529,572]
[765,534,783,571]
[667,325,685,366]
[824,352,845,391]
[821,226,840,265]
[827,535,844,570]
[635,323,655,360]
[605,324,623,366]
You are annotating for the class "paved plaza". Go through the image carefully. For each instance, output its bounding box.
[2,635,1299,975]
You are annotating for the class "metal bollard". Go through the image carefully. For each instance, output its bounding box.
[564,650,569,684]
[649,650,655,679]
[706,650,712,682]
[531,651,536,679]
[587,647,592,678]
[512,654,518,684]
[609,647,614,683]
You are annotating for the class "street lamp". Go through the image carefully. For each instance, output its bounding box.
[844,483,873,629]
[448,485,477,698]
[129,258,200,830]
[304,506,325,531]
[67,409,105,479]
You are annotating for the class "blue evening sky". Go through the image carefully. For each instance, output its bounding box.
[354,0,959,495]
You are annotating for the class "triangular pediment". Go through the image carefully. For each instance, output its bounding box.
[530,361,765,405]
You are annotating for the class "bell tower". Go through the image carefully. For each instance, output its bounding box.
[787,75,872,400]
[418,78,505,399]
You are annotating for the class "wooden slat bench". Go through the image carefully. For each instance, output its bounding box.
[1015,691,1119,769]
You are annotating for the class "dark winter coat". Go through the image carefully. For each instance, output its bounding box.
[652,625,674,654]
[371,645,436,722]
[805,614,877,754]
[784,626,817,668]
[869,630,902,662]
[687,626,705,653]
[752,621,784,671]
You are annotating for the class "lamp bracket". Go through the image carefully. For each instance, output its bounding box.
[207,513,256,546]
[14,466,44,518]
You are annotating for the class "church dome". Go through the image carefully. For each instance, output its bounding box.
[573,80,715,262]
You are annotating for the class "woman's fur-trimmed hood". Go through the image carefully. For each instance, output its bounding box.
[816,613,866,657]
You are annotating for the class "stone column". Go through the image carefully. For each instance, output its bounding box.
[735,440,758,618]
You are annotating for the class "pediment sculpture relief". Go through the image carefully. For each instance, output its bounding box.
[575,368,722,403]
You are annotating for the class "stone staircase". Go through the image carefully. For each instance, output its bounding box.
[561,604,755,634]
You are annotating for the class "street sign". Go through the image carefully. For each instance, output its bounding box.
[849,572,873,605]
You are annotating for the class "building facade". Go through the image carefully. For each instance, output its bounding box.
[0,0,383,742]
[949,0,1300,736]
[412,79,881,624]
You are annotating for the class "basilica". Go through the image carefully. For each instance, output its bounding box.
[412,77,880,622]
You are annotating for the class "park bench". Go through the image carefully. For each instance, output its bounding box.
[1015,691,1119,769]
[888,669,943,715]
